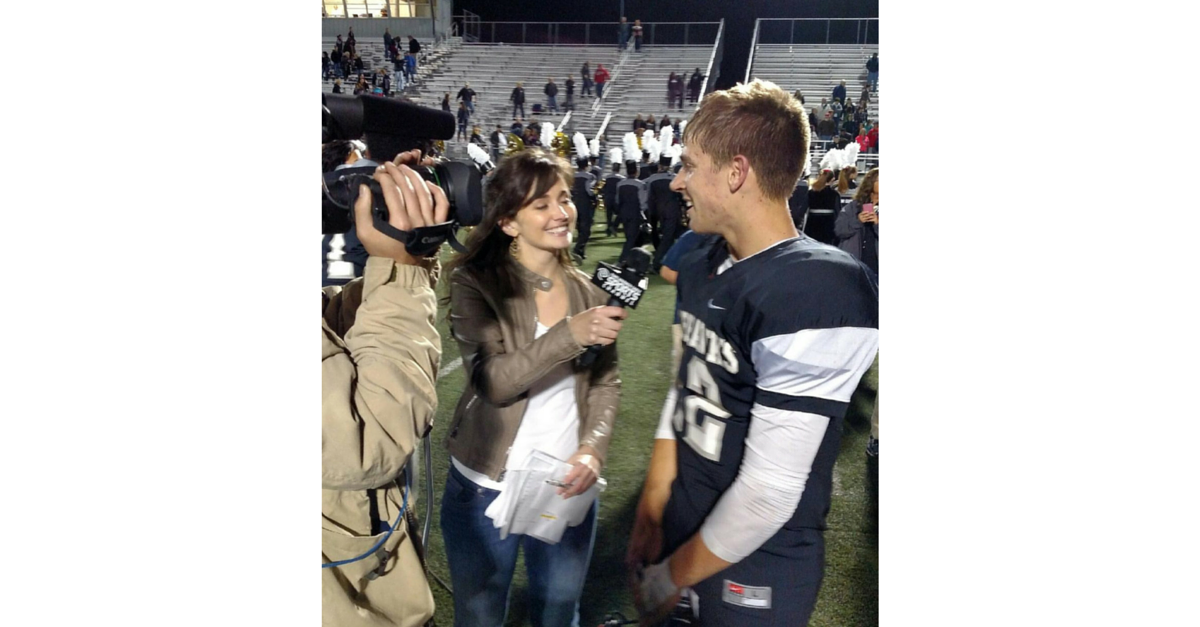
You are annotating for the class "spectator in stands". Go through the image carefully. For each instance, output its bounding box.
[565,76,575,111]
[346,28,356,49]
[793,89,805,105]
[490,124,505,161]
[633,19,644,52]
[439,149,622,627]
[817,111,837,141]
[840,116,860,143]
[388,39,400,64]
[808,108,819,133]
[844,98,857,123]
[470,126,484,146]
[838,166,859,196]
[659,114,673,132]
[332,78,343,94]
[832,79,847,105]
[353,53,365,74]
[867,122,878,154]
[511,119,524,136]
[400,52,414,82]
[855,102,869,128]
[335,34,344,58]
[646,114,657,131]
[835,167,879,276]
[457,102,470,142]
[442,93,451,112]
[408,35,421,57]
[688,68,704,103]
[383,29,393,61]
[859,84,871,108]
[806,169,841,245]
[668,73,685,111]
[594,64,610,99]
[581,61,593,97]
[544,78,559,114]
[457,82,477,115]
[510,82,526,119]
[865,53,879,93]
[831,98,843,127]
[855,125,872,152]
[322,52,331,80]
[619,16,630,50]
[633,114,646,131]
[353,76,369,95]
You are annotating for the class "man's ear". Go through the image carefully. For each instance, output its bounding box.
[728,155,750,194]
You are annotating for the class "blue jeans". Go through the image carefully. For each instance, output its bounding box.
[441,462,598,627]
[596,82,604,99]
[547,95,558,112]
[868,71,878,91]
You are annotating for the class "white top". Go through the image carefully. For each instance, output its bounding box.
[453,321,580,490]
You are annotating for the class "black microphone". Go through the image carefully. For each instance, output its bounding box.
[578,247,653,368]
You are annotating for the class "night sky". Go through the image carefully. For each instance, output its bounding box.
[451,0,879,90]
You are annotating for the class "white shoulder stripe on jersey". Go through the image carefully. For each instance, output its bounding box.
[751,327,879,403]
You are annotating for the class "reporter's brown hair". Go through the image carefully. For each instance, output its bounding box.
[681,79,810,201]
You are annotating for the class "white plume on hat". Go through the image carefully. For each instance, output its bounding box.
[660,125,674,148]
[646,136,662,163]
[669,143,683,166]
[819,147,842,172]
[573,132,591,159]
[609,148,623,165]
[541,122,556,148]
[622,133,639,162]
[842,142,860,169]
[589,138,600,157]
[466,142,490,166]
[677,119,687,140]
[350,139,367,154]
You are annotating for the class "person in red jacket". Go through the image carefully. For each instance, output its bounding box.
[866,122,878,154]
[595,64,611,99]
[855,125,871,152]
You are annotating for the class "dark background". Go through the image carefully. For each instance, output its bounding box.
[451,0,879,89]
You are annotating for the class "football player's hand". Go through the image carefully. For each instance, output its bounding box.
[625,503,663,570]
[633,558,681,627]
[558,446,601,498]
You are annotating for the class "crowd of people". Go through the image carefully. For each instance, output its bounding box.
[320,31,881,627]
[324,29,423,97]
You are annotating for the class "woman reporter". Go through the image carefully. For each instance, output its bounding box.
[440,148,625,627]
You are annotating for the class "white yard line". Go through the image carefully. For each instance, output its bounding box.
[438,356,463,379]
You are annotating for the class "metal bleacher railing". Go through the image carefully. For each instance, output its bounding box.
[452,20,721,48]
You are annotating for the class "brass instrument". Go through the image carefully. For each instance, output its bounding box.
[593,175,609,227]
[550,132,571,159]
[504,132,524,157]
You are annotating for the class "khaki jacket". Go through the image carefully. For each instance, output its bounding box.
[446,263,621,480]
[321,257,440,627]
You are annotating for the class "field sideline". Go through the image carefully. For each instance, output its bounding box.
[413,209,879,627]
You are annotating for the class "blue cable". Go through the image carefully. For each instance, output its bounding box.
[322,472,410,569]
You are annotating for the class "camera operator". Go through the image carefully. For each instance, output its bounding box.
[321,150,449,627]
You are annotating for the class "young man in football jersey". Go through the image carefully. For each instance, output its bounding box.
[626,79,879,626]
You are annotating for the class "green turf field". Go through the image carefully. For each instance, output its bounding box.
[417,209,878,627]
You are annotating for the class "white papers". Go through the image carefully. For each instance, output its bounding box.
[483,450,606,544]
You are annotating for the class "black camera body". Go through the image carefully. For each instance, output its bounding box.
[322,94,488,254]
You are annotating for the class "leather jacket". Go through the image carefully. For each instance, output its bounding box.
[445,263,621,480]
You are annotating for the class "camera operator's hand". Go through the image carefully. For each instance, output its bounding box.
[353,155,449,266]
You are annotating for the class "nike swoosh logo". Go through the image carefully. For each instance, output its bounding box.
[707,299,726,310]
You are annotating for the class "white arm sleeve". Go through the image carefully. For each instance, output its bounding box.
[655,386,678,440]
[698,403,828,563]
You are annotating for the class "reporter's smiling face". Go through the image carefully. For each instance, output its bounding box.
[502,177,576,252]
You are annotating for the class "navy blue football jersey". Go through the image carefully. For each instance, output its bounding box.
[661,234,879,558]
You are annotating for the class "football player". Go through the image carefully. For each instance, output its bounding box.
[627,80,879,626]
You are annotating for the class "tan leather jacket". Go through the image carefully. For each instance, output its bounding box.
[321,257,440,627]
[445,263,621,480]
